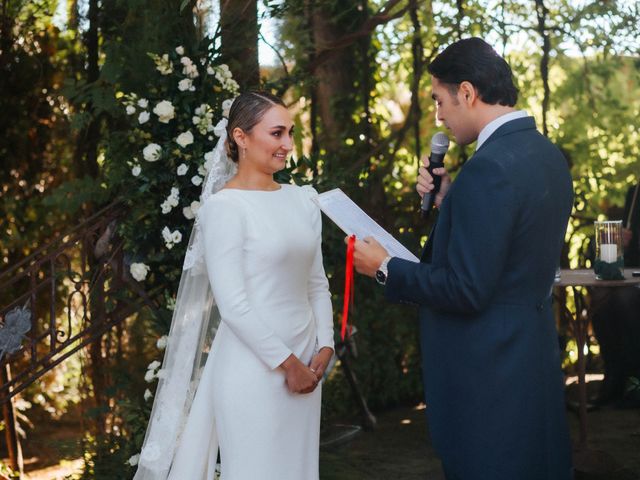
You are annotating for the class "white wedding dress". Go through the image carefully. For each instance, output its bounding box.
[166,184,334,480]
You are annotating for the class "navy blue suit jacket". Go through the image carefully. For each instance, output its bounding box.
[385,117,573,479]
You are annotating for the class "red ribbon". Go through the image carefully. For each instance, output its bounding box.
[341,235,356,341]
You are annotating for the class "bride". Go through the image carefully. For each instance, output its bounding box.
[133,91,335,480]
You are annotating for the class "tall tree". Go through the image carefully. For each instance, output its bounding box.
[220,0,259,89]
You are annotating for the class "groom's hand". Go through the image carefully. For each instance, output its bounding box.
[349,236,389,278]
[417,155,451,208]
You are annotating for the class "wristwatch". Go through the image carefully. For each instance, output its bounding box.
[375,256,392,285]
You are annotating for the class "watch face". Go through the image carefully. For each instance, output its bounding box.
[375,270,386,284]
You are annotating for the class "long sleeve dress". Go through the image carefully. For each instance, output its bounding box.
[167,184,334,480]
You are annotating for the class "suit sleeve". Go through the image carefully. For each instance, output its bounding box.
[385,156,518,314]
[199,195,292,369]
[302,186,335,351]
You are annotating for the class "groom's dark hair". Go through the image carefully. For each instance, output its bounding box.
[428,37,518,107]
[226,91,286,162]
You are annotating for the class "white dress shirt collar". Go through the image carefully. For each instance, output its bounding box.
[476,110,528,151]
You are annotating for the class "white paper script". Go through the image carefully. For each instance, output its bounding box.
[314,188,419,263]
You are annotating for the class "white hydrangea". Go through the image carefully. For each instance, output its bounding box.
[147,360,161,371]
[162,225,182,249]
[183,206,195,220]
[204,150,215,171]
[181,56,199,79]
[130,262,150,281]
[212,65,239,93]
[191,175,203,186]
[126,105,136,115]
[131,165,141,177]
[144,369,156,383]
[138,111,150,124]
[176,131,194,148]
[160,187,179,214]
[190,200,201,215]
[137,98,149,108]
[192,104,214,135]
[153,100,175,123]
[177,163,188,176]
[143,143,162,162]
[178,78,194,92]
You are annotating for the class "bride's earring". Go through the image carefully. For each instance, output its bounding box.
[242,147,247,161]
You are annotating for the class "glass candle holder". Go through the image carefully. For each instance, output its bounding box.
[594,220,624,280]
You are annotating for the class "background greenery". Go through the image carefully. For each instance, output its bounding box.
[1,0,639,478]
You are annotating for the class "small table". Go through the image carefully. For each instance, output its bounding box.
[554,269,640,471]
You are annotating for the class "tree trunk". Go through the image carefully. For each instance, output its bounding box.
[220,0,260,89]
[73,0,100,180]
[311,2,357,160]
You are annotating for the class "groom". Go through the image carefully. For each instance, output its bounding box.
[352,38,573,479]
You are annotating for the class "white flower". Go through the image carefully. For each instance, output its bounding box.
[222,98,234,117]
[161,201,171,214]
[176,131,194,148]
[178,78,193,92]
[137,98,148,108]
[130,262,150,281]
[177,163,188,176]
[128,454,140,467]
[126,105,136,115]
[175,46,184,55]
[182,206,195,220]
[144,369,156,383]
[171,187,179,197]
[156,335,168,350]
[143,143,162,162]
[213,118,227,137]
[168,195,179,207]
[138,111,150,124]
[198,165,207,176]
[153,53,173,75]
[180,56,193,66]
[191,175,203,186]
[147,360,161,371]
[204,151,215,171]
[226,78,240,92]
[190,200,201,214]
[156,369,167,380]
[183,63,199,79]
[131,165,141,177]
[144,389,153,402]
[162,226,172,243]
[153,100,175,123]
[171,230,182,244]
[206,65,215,75]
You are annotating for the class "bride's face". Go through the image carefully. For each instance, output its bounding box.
[242,105,294,174]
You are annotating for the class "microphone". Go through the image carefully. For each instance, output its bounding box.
[421,132,450,218]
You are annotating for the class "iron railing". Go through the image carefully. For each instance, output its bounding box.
[0,201,147,404]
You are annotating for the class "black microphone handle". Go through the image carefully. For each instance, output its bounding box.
[420,153,445,218]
